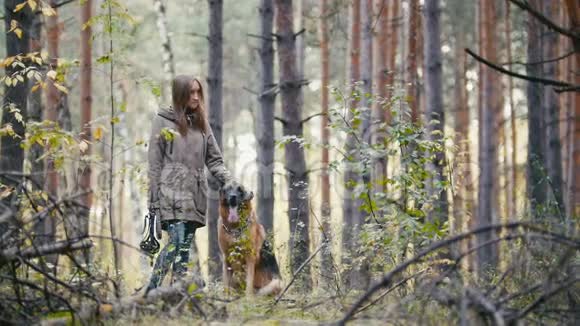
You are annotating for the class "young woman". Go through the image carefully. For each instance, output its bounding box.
[146,75,233,294]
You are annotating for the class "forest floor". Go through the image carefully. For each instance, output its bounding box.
[77,289,414,325]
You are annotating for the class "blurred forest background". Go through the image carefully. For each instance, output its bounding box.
[0,0,578,324]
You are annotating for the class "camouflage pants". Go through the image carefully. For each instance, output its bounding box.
[146,220,197,293]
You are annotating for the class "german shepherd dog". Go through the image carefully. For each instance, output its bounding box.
[218,182,282,296]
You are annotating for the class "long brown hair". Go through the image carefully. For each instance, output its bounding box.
[172,75,208,135]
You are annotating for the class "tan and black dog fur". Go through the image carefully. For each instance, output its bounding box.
[217,182,282,296]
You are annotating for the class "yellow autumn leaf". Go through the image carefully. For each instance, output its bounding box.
[14,2,27,12]
[0,186,14,199]
[94,126,103,141]
[31,83,41,93]
[28,0,37,11]
[14,28,23,39]
[54,83,68,94]
[98,304,113,314]
[79,140,89,153]
[10,20,18,31]
[41,5,56,16]
[14,112,23,123]
[46,70,57,80]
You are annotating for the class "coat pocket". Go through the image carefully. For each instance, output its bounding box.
[194,173,208,216]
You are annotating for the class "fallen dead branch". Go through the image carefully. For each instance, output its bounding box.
[336,222,580,325]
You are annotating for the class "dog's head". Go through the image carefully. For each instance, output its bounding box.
[220,181,254,224]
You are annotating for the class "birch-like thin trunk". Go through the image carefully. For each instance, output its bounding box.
[153,0,175,102]
[319,0,333,288]
[79,0,93,248]
[342,0,360,289]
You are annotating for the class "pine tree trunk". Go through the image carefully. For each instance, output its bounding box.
[1,1,32,212]
[373,0,389,192]
[423,0,447,224]
[385,0,399,101]
[565,0,580,217]
[541,0,565,217]
[78,0,93,241]
[352,0,373,290]
[153,0,175,102]
[29,9,50,246]
[526,0,547,218]
[207,0,224,280]
[406,0,419,122]
[342,0,360,288]
[505,0,517,221]
[319,0,333,288]
[257,0,276,234]
[275,0,311,289]
[477,0,498,273]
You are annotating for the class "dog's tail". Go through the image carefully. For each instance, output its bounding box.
[257,278,282,296]
[258,238,280,277]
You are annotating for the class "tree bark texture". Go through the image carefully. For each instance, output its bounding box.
[275,0,311,289]
[207,0,225,280]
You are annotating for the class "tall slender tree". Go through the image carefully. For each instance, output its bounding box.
[207,0,225,280]
[275,0,311,288]
[319,0,333,286]
[28,5,46,245]
[153,0,175,102]
[372,0,389,191]
[1,1,32,212]
[256,0,276,234]
[564,0,579,217]
[352,0,373,290]
[342,0,360,288]
[406,0,420,122]
[78,0,93,245]
[385,0,399,105]
[505,0,517,220]
[526,0,547,218]
[542,0,564,216]
[477,0,498,272]
[423,0,447,224]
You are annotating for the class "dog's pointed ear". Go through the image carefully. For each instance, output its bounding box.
[242,186,254,201]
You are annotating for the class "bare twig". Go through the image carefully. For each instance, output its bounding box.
[509,277,580,322]
[300,112,326,124]
[0,238,93,264]
[273,239,329,305]
[465,48,578,92]
[356,268,428,316]
[508,0,580,42]
[337,222,578,325]
[466,288,506,326]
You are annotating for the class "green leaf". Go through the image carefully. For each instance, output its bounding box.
[97,55,111,64]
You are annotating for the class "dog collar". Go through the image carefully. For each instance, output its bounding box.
[222,218,251,236]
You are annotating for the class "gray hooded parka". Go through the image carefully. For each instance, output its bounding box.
[147,108,232,229]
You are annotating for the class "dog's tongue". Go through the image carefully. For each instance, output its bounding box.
[228,207,239,223]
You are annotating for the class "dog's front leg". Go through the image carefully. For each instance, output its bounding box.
[222,259,232,293]
[245,258,255,297]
